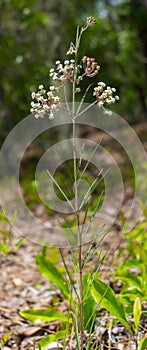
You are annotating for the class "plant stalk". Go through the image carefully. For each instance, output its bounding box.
[72,53,84,350]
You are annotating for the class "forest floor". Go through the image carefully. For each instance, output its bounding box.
[0,122,147,350]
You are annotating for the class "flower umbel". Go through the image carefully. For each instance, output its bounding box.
[49,59,76,84]
[30,85,60,119]
[93,82,119,115]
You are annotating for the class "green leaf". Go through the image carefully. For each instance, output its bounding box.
[138,337,147,350]
[117,260,141,270]
[91,279,133,334]
[0,331,13,346]
[20,309,70,323]
[36,254,69,301]
[0,242,10,254]
[36,330,67,349]
[116,273,142,290]
[82,274,97,332]
[15,238,26,248]
[133,297,141,333]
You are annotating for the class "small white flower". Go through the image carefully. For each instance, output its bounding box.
[56,60,60,65]
[102,93,107,99]
[50,86,55,91]
[106,99,112,104]
[112,88,116,92]
[57,63,62,70]
[35,114,39,118]
[49,111,54,120]
[98,82,106,87]
[97,86,103,92]
[44,104,50,110]
[98,101,104,107]
[54,96,60,103]
[52,73,58,80]
[106,89,112,96]
[115,95,119,101]
[50,68,54,72]
[31,92,36,99]
[64,60,69,65]
[39,85,44,89]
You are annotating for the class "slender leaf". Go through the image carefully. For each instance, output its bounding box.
[77,139,103,183]
[20,309,69,323]
[47,169,75,211]
[77,142,85,178]
[76,84,93,115]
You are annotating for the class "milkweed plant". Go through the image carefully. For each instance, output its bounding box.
[20,17,130,350]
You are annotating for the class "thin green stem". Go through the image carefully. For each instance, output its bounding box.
[72,27,85,349]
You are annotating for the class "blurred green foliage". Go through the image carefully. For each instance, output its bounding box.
[0,0,147,143]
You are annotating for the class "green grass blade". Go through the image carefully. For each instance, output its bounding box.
[77,138,103,183]
[82,225,108,267]
[76,84,93,115]
[77,143,85,178]
[79,176,102,210]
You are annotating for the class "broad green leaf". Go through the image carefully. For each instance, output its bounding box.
[36,254,69,300]
[20,309,70,323]
[36,330,67,349]
[133,297,141,333]
[138,337,147,350]
[91,279,132,334]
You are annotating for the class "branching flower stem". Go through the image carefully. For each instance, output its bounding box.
[30,16,120,350]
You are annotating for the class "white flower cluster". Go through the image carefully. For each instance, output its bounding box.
[93,82,119,115]
[30,85,60,119]
[49,59,76,84]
